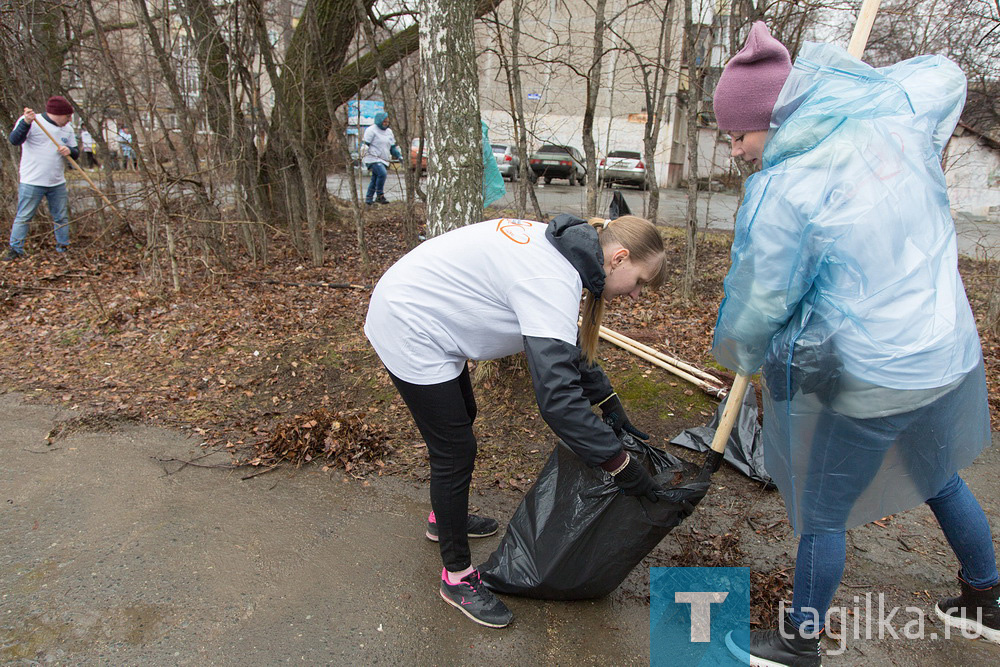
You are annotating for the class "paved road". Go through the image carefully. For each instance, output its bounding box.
[331,170,999,260]
[4,393,999,665]
[67,171,998,260]
[0,394,651,665]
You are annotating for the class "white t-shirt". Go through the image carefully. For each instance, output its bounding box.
[365,219,584,384]
[17,115,77,187]
[361,124,395,166]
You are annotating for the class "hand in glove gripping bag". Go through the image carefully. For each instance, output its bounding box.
[610,453,659,502]
[652,480,710,519]
[598,392,649,440]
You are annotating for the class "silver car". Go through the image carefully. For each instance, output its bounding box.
[598,150,647,189]
[492,144,521,181]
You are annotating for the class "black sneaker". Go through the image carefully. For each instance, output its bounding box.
[935,574,1000,644]
[425,511,499,542]
[2,247,24,262]
[375,195,390,205]
[439,568,513,628]
[726,613,822,666]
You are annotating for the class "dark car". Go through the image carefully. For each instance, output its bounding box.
[528,144,587,185]
[492,144,521,181]
[598,150,647,189]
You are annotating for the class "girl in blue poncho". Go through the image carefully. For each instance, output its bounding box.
[711,23,999,666]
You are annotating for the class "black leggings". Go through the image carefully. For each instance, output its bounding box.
[388,365,478,571]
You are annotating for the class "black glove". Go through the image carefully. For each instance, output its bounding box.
[653,481,710,518]
[610,453,659,502]
[598,392,649,440]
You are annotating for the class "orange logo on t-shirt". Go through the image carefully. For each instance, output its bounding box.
[497,218,533,244]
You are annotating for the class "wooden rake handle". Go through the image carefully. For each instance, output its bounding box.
[708,373,751,455]
[33,118,128,223]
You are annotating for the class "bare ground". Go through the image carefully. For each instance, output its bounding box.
[2,207,999,664]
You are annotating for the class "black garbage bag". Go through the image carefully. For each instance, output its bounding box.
[479,433,709,600]
[609,190,631,218]
[669,386,772,486]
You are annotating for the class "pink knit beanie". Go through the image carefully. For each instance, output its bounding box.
[712,22,791,132]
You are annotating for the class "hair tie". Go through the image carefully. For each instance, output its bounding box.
[603,219,612,229]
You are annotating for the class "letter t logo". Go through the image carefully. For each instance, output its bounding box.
[675,591,729,642]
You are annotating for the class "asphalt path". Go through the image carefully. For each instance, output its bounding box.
[4,393,1000,665]
[0,394,652,665]
[330,170,999,259]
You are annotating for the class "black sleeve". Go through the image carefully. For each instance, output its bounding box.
[576,342,613,404]
[9,119,29,146]
[522,335,622,467]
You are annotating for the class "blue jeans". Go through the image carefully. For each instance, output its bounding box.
[365,162,387,203]
[789,473,999,632]
[10,182,70,253]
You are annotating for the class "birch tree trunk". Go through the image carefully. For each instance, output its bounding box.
[418,0,483,238]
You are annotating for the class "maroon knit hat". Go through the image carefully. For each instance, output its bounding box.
[45,95,73,116]
[712,22,791,132]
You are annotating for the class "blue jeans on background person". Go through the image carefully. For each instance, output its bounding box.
[9,182,70,254]
[789,472,999,633]
[365,162,387,204]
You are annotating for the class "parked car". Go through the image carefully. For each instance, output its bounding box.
[492,143,521,181]
[409,137,430,172]
[528,144,587,185]
[598,150,647,189]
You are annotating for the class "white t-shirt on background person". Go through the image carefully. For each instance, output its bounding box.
[17,115,77,187]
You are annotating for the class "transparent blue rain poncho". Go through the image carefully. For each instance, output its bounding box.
[482,121,506,207]
[712,42,992,535]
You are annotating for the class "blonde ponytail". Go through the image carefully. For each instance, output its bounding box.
[578,215,666,364]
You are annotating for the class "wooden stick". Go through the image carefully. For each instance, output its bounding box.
[32,117,130,225]
[598,328,727,397]
[247,279,370,290]
[709,373,750,454]
[599,326,724,386]
[848,0,881,59]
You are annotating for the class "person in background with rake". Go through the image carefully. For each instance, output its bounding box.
[80,127,99,169]
[710,22,998,666]
[4,95,78,261]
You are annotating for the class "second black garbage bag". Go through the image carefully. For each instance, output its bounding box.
[479,432,709,600]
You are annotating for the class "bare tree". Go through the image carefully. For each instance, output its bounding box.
[418,0,484,237]
[609,0,681,222]
[680,3,709,300]
[581,0,608,216]
[482,1,544,219]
